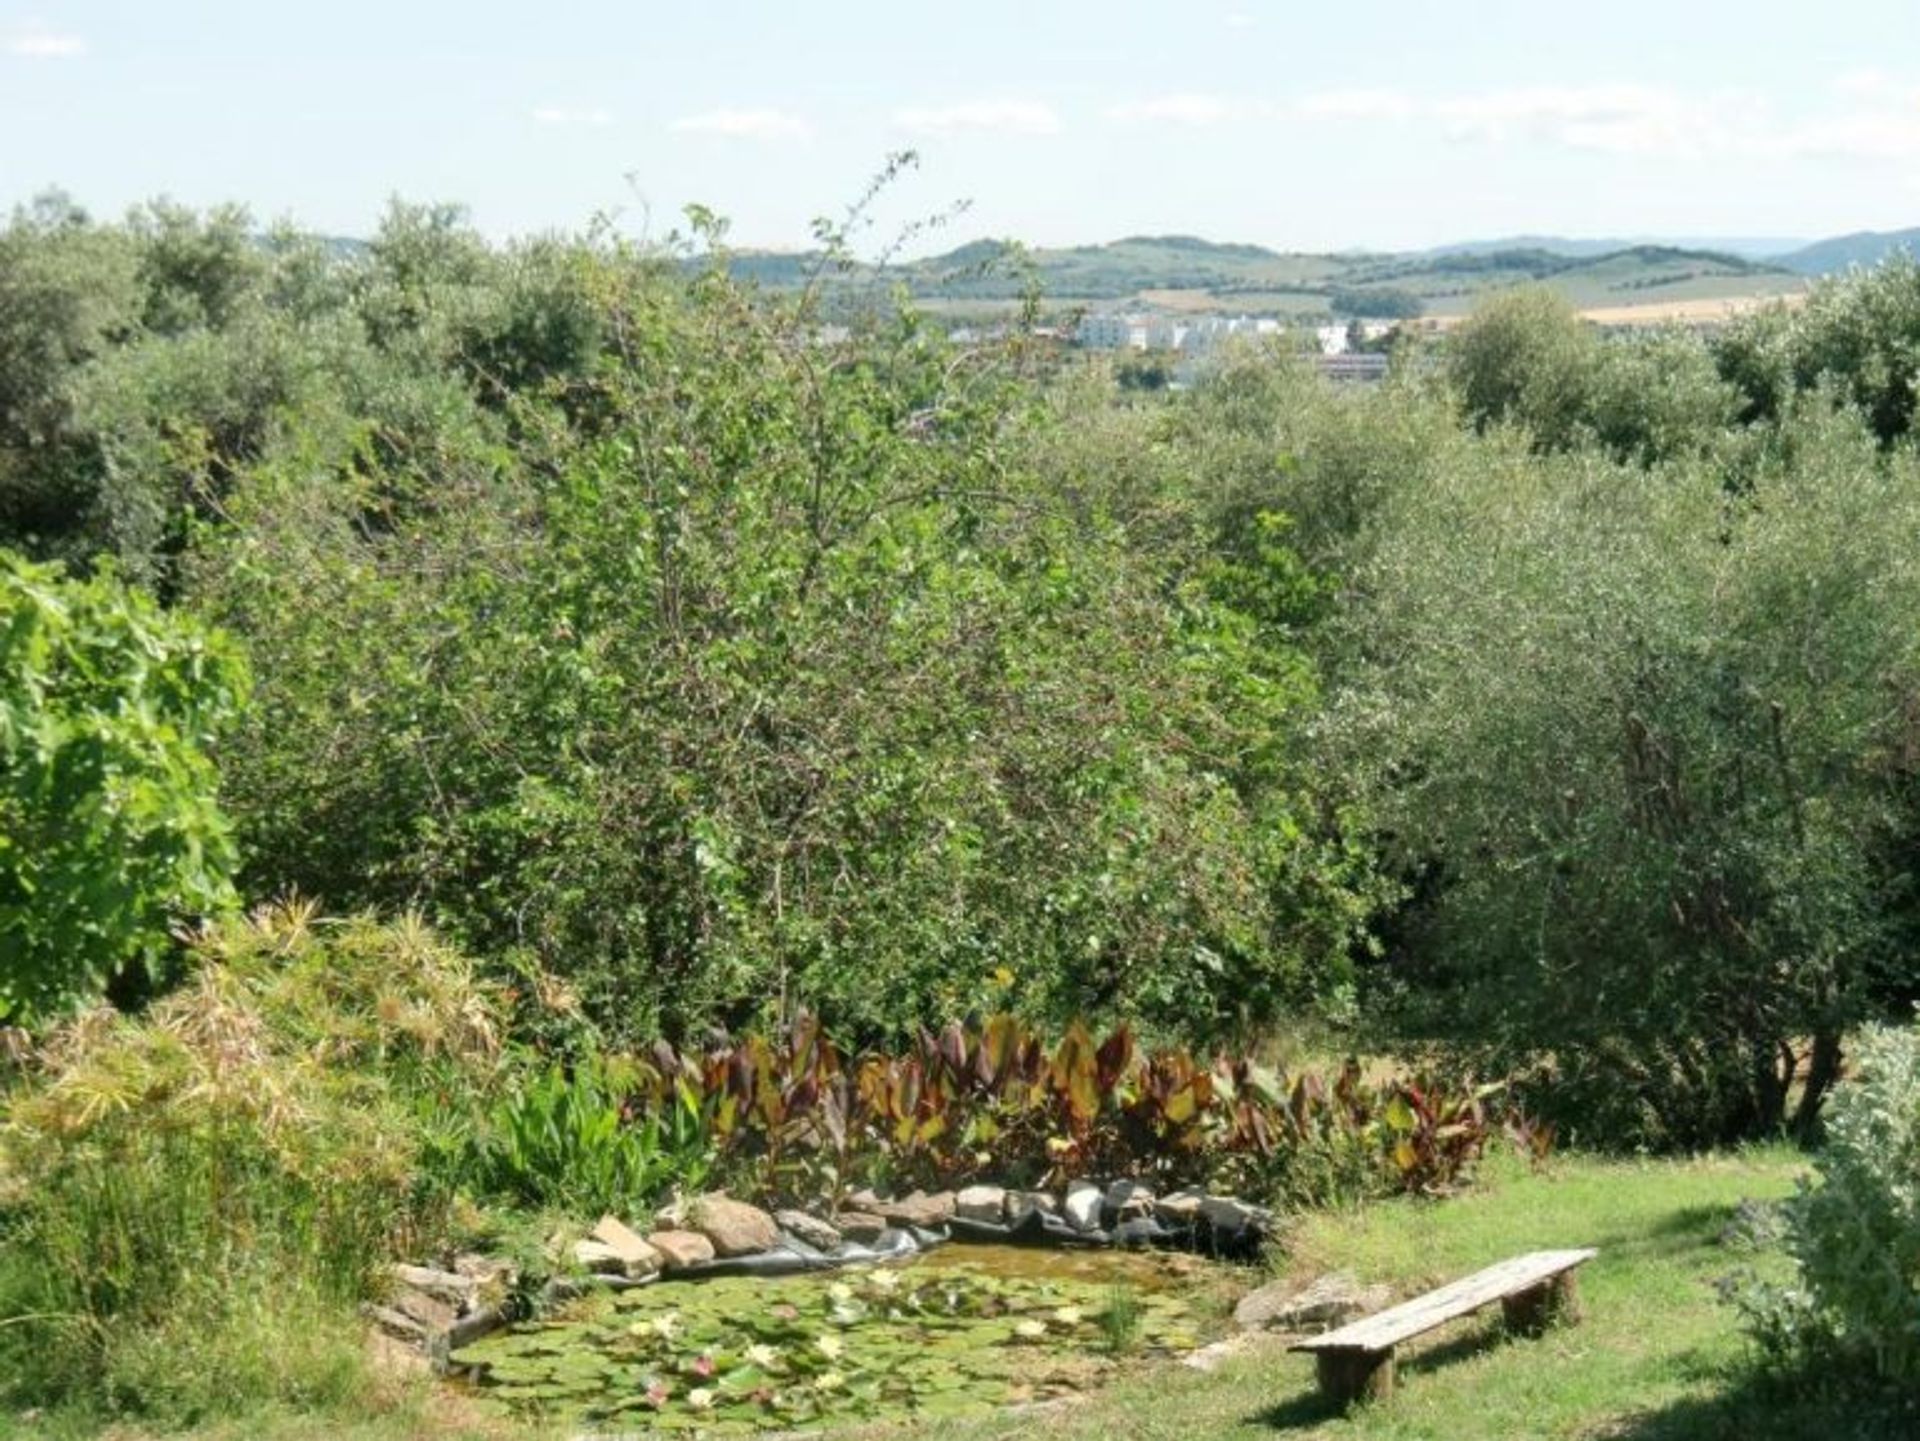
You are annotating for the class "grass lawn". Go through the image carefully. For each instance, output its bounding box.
[901,1146,1915,1441]
[19,1146,1916,1440]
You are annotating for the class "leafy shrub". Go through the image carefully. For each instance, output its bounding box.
[0,550,248,1024]
[453,1054,713,1216]
[0,903,502,1422]
[619,1013,1526,1207]
[1739,1022,1920,1382]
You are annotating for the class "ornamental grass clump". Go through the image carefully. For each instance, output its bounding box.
[0,902,504,1425]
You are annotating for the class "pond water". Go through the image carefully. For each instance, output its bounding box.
[451,1245,1234,1433]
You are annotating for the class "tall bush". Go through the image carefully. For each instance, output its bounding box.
[0,550,247,1024]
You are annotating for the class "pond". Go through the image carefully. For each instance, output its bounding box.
[451,1245,1236,1433]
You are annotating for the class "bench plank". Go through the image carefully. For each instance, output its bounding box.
[1292,1248,1596,1355]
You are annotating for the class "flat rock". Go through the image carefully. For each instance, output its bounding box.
[647,1229,718,1271]
[453,1253,518,1288]
[1154,1190,1206,1224]
[776,1210,844,1251]
[689,1195,780,1257]
[1234,1271,1391,1331]
[832,1210,889,1242]
[956,1185,1007,1223]
[389,1282,458,1332]
[1064,1180,1104,1232]
[878,1190,955,1228]
[573,1238,635,1277]
[391,1263,479,1312]
[590,1215,663,1277]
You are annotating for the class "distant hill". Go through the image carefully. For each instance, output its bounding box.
[1772,228,1920,276]
[1428,235,1805,261]
[724,235,1806,322]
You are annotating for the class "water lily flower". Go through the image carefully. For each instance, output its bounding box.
[745,1343,781,1369]
[816,1333,845,1360]
[867,1269,902,1292]
[642,1380,670,1408]
[826,1282,854,1304]
[647,1312,680,1340]
[687,1387,715,1411]
[815,1370,846,1392]
[1014,1319,1048,1339]
[1053,1305,1084,1325]
[690,1353,716,1379]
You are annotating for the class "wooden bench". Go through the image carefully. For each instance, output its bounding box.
[1290,1248,1597,1406]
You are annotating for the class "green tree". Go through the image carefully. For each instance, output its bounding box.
[0,551,248,1023]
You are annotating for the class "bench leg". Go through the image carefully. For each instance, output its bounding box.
[1502,1271,1583,1337]
[1316,1347,1394,1406]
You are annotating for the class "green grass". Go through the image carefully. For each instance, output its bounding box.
[893,1146,1915,1441]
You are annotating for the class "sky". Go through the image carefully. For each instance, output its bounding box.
[6,0,1920,255]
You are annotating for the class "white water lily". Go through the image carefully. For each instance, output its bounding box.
[867,1268,902,1291]
[1052,1305,1084,1325]
[826,1281,855,1304]
[744,1342,781,1369]
[1013,1318,1048,1339]
[815,1370,846,1392]
[686,1387,715,1411]
[647,1312,681,1340]
[815,1333,846,1360]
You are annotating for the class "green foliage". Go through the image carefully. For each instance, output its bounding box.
[1738,1022,1920,1382]
[193,240,1364,1047]
[0,903,503,1422]
[1331,399,1920,1146]
[615,1013,1517,1206]
[0,550,247,1024]
[455,1055,712,1217]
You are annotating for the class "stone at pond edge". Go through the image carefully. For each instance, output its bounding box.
[1064,1180,1103,1232]
[833,1210,889,1242]
[1155,1190,1206,1225]
[647,1229,718,1270]
[956,1185,1006,1223]
[1234,1271,1392,1331]
[776,1209,844,1251]
[1104,1178,1156,1222]
[879,1190,956,1228]
[589,1215,662,1277]
[688,1195,780,1257]
[573,1239,638,1278]
[1005,1190,1059,1224]
[392,1263,480,1313]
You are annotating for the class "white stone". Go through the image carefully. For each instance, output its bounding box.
[1064,1179,1104,1231]
[956,1185,1007,1223]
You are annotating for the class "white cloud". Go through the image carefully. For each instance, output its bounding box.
[1296,88,1418,121]
[892,99,1061,136]
[531,106,613,128]
[1105,93,1257,126]
[5,21,85,58]
[1224,10,1256,27]
[1295,76,1920,162]
[670,107,810,141]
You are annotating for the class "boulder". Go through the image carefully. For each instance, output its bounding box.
[689,1196,780,1257]
[845,1187,883,1210]
[647,1229,718,1271]
[776,1210,844,1252]
[1154,1190,1206,1225]
[955,1185,1007,1223]
[878,1190,955,1228]
[573,1238,636,1277]
[453,1253,518,1288]
[389,1281,458,1332]
[590,1215,663,1277]
[1104,1178,1156,1222]
[1004,1190,1060,1224]
[1234,1271,1392,1331]
[1200,1194,1272,1253]
[832,1210,890,1242]
[391,1263,480,1313]
[1064,1180,1104,1232]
